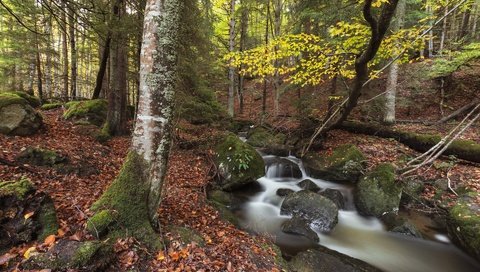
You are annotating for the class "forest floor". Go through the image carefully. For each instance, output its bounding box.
[0,109,283,271]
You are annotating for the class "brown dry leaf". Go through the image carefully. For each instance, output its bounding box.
[0,253,17,266]
[69,231,82,241]
[57,229,65,237]
[44,234,56,246]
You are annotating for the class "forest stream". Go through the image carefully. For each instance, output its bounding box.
[233,154,480,272]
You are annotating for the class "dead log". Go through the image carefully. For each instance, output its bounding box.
[337,121,480,163]
[435,100,480,124]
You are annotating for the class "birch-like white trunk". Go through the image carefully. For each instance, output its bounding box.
[132,0,181,225]
[273,0,283,116]
[384,0,406,124]
[227,0,236,117]
[440,1,448,52]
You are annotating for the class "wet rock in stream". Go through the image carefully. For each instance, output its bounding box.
[264,157,302,179]
[298,179,320,192]
[280,190,338,240]
[319,188,346,210]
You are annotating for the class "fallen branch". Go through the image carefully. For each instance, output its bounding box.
[435,99,480,124]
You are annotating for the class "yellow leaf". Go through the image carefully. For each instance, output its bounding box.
[23,247,36,259]
[24,211,34,220]
[157,252,165,261]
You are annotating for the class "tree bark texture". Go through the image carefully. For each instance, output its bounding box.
[384,0,406,125]
[227,0,236,117]
[131,0,182,226]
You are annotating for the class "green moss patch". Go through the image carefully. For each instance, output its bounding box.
[37,196,59,241]
[41,103,63,111]
[447,194,480,260]
[303,144,366,183]
[214,133,265,191]
[90,151,162,250]
[355,163,402,217]
[0,92,40,108]
[16,147,66,167]
[86,210,117,238]
[167,225,205,247]
[63,99,107,126]
[0,178,35,200]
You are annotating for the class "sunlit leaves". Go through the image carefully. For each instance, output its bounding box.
[227,22,425,87]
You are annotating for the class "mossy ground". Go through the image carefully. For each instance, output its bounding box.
[246,127,286,147]
[89,151,162,250]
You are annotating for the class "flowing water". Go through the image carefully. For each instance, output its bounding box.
[234,155,480,272]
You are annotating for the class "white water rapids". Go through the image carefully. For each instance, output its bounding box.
[236,155,480,272]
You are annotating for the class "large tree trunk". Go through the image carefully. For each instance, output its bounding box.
[383,0,406,125]
[227,0,236,117]
[88,0,181,248]
[262,0,270,115]
[105,0,127,135]
[238,1,248,114]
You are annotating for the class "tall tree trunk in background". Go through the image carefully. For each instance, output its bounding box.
[262,0,270,115]
[383,0,405,125]
[427,4,434,57]
[238,2,248,114]
[472,1,479,39]
[106,0,127,135]
[460,3,472,39]
[88,0,182,245]
[227,0,236,117]
[45,17,53,99]
[92,33,111,99]
[273,0,282,116]
[69,4,77,99]
[440,1,449,52]
[61,0,69,101]
[27,62,35,95]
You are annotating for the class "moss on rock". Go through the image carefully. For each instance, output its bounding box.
[246,127,290,156]
[0,95,43,136]
[214,133,265,191]
[355,163,403,217]
[0,92,40,108]
[303,144,366,183]
[0,178,35,200]
[37,196,59,241]
[16,147,66,167]
[90,151,162,250]
[41,103,63,111]
[63,99,107,126]
[447,193,480,261]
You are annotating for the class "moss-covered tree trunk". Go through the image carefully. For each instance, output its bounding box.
[88,0,181,249]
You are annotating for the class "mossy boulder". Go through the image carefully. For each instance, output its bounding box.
[355,164,402,217]
[208,199,240,226]
[0,94,43,136]
[281,190,338,236]
[22,240,109,271]
[381,213,423,238]
[303,144,366,183]
[41,103,63,111]
[319,189,346,210]
[400,178,425,204]
[0,179,58,251]
[0,91,41,108]
[214,134,265,191]
[246,127,290,156]
[63,99,107,126]
[288,247,381,272]
[16,147,67,167]
[447,193,480,261]
[298,179,320,192]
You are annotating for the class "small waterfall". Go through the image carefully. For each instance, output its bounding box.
[235,154,480,272]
